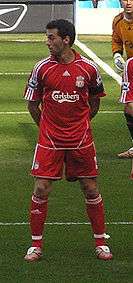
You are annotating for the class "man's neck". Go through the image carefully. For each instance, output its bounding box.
[124,12,133,22]
[56,49,75,64]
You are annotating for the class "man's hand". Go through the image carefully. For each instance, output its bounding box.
[28,100,41,126]
[113,53,125,72]
[89,96,100,120]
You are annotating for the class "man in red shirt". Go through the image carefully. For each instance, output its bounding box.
[24,19,112,262]
[112,0,133,158]
[120,56,133,158]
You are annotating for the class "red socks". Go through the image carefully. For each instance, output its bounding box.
[30,194,48,248]
[29,193,106,248]
[85,194,106,247]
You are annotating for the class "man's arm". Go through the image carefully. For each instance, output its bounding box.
[27,100,42,126]
[112,14,125,71]
[113,52,125,72]
[89,95,100,120]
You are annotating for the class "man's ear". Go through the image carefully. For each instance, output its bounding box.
[63,36,70,45]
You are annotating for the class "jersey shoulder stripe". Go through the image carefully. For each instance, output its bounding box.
[24,58,51,101]
[80,56,98,70]
[113,12,124,27]
[35,56,50,68]
[33,56,58,78]
[25,57,58,101]
[30,57,51,82]
[75,56,99,81]
[34,57,51,74]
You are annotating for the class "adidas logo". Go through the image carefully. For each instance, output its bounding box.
[31,209,42,214]
[63,70,70,77]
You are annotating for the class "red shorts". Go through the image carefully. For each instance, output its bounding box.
[31,142,99,181]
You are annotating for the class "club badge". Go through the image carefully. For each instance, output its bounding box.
[75,76,84,88]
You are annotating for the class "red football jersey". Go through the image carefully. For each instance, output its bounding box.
[120,57,133,103]
[24,50,106,149]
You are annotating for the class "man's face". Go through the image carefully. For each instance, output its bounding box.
[46,28,65,57]
[122,0,133,13]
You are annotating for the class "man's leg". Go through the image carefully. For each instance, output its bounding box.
[80,178,112,260]
[118,103,133,158]
[24,178,52,262]
[92,0,99,8]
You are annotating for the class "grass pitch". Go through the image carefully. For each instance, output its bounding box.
[0,34,133,283]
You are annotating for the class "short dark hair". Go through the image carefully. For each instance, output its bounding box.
[46,19,76,47]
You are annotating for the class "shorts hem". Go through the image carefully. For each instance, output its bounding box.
[66,175,98,182]
[78,175,98,178]
[31,174,62,180]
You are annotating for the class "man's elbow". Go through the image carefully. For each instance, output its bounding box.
[27,101,37,113]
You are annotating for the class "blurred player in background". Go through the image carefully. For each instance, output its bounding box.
[112,0,133,158]
[119,0,123,7]
[92,0,98,8]
[99,0,121,8]
[92,0,121,8]
[79,0,98,8]
[23,19,112,262]
[120,56,133,160]
[79,0,121,9]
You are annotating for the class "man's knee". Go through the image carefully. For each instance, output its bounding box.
[34,178,52,199]
[79,178,99,199]
[124,103,133,117]
[124,112,133,126]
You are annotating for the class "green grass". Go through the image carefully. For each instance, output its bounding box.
[0,34,133,283]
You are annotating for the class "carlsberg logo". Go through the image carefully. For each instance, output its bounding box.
[52,91,79,103]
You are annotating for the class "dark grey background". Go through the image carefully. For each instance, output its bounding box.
[0,2,75,32]
[0,0,74,3]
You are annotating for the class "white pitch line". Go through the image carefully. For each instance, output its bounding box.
[0,71,106,76]
[0,72,30,76]
[0,112,29,114]
[0,221,133,226]
[0,111,123,115]
[75,39,122,86]
[0,39,43,43]
[0,38,121,85]
[99,111,123,114]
